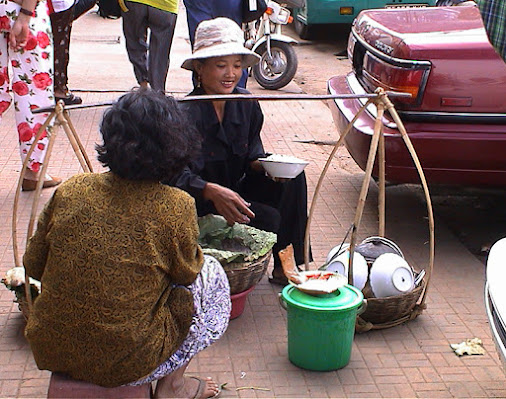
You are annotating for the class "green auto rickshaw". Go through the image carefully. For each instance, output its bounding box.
[291,0,437,39]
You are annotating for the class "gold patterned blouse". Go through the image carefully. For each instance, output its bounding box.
[24,172,204,387]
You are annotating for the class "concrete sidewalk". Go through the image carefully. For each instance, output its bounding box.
[1,4,505,398]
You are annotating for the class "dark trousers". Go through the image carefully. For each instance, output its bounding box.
[121,1,177,92]
[197,171,311,271]
[183,0,243,44]
[50,6,75,93]
[72,0,97,20]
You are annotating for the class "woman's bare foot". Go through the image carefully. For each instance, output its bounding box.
[22,169,62,191]
[187,377,220,398]
[154,375,220,398]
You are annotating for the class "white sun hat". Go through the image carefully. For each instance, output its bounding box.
[181,17,261,71]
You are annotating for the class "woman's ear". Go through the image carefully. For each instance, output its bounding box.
[193,60,203,76]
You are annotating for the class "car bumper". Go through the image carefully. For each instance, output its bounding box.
[485,238,506,372]
[328,73,506,187]
[485,283,506,372]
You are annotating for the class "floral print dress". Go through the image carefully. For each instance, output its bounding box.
[129,255,231,386]
[0,0,54,173]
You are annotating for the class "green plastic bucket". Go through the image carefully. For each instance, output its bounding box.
[281,284,365,371]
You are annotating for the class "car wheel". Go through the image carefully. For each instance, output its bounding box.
[294,16,313,40]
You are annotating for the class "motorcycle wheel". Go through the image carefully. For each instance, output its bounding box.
[252,41,298,90]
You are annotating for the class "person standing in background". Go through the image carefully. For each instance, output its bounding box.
[0,0,61,191]
[121,0,178,92]
[183,0,248,88]
[477,0,505,62]
[72,0,97,20]
[49,0,83,105]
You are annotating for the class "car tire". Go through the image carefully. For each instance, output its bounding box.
[294,17,313,40]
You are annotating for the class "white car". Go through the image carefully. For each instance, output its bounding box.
[485,238,506,370]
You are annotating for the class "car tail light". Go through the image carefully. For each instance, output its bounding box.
[340,7,354,15]
[362,52,429,105]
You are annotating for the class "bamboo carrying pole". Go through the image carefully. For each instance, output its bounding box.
[13,102,93,314]
[380,92,435,304]
[346,102,385,286]
[31,92,412,114]
[302,88,434,327]
[17,91,433,323]
[303,98,374,271]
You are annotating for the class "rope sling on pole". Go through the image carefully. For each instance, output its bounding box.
[303,88,434,331]
[13,101,94,315]
[17,90,433,331]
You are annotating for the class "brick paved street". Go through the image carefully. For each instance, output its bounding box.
[1,5,505,398]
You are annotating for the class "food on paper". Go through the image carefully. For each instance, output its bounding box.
[290,270,347,295]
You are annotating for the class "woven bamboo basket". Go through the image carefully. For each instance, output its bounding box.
[223,250,272,295]
[303,88,435,333]
[356,280,426,333]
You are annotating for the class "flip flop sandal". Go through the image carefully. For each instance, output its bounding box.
[22,176,62,191]
[268,274,289,286]
[188,376,222,399]
[55,93,83,105]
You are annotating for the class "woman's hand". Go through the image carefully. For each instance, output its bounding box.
[10,0,37,51]
[249,159,264,173]
[251,159,290,183]
[10,13,31,51]
[203,183,255,225]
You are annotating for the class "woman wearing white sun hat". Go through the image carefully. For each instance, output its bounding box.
[171,17,312,286]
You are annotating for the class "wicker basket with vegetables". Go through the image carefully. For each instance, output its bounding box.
[198,215,276,295]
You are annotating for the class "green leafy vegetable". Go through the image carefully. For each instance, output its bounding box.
[198,215,277,265]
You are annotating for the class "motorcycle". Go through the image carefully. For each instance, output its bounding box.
[244,1,298,90]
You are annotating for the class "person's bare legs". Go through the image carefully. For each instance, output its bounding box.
[154,362,220,398]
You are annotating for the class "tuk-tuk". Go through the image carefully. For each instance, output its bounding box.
[291,0,437,39]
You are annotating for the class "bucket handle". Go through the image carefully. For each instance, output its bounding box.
[278,293,287,311]
[357,299,367,316]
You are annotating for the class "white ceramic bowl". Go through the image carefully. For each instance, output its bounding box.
[325,250,368,291]
[326,243,350,263]
[369,253,414,298]
[258,154,309,179]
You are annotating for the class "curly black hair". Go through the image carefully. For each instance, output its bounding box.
[96,89,201,181]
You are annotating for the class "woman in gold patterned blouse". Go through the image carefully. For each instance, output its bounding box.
[23,89,231,398]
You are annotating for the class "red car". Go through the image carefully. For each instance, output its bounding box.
[328,5,506,187]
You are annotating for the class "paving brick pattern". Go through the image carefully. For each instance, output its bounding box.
[1,5,505,398]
